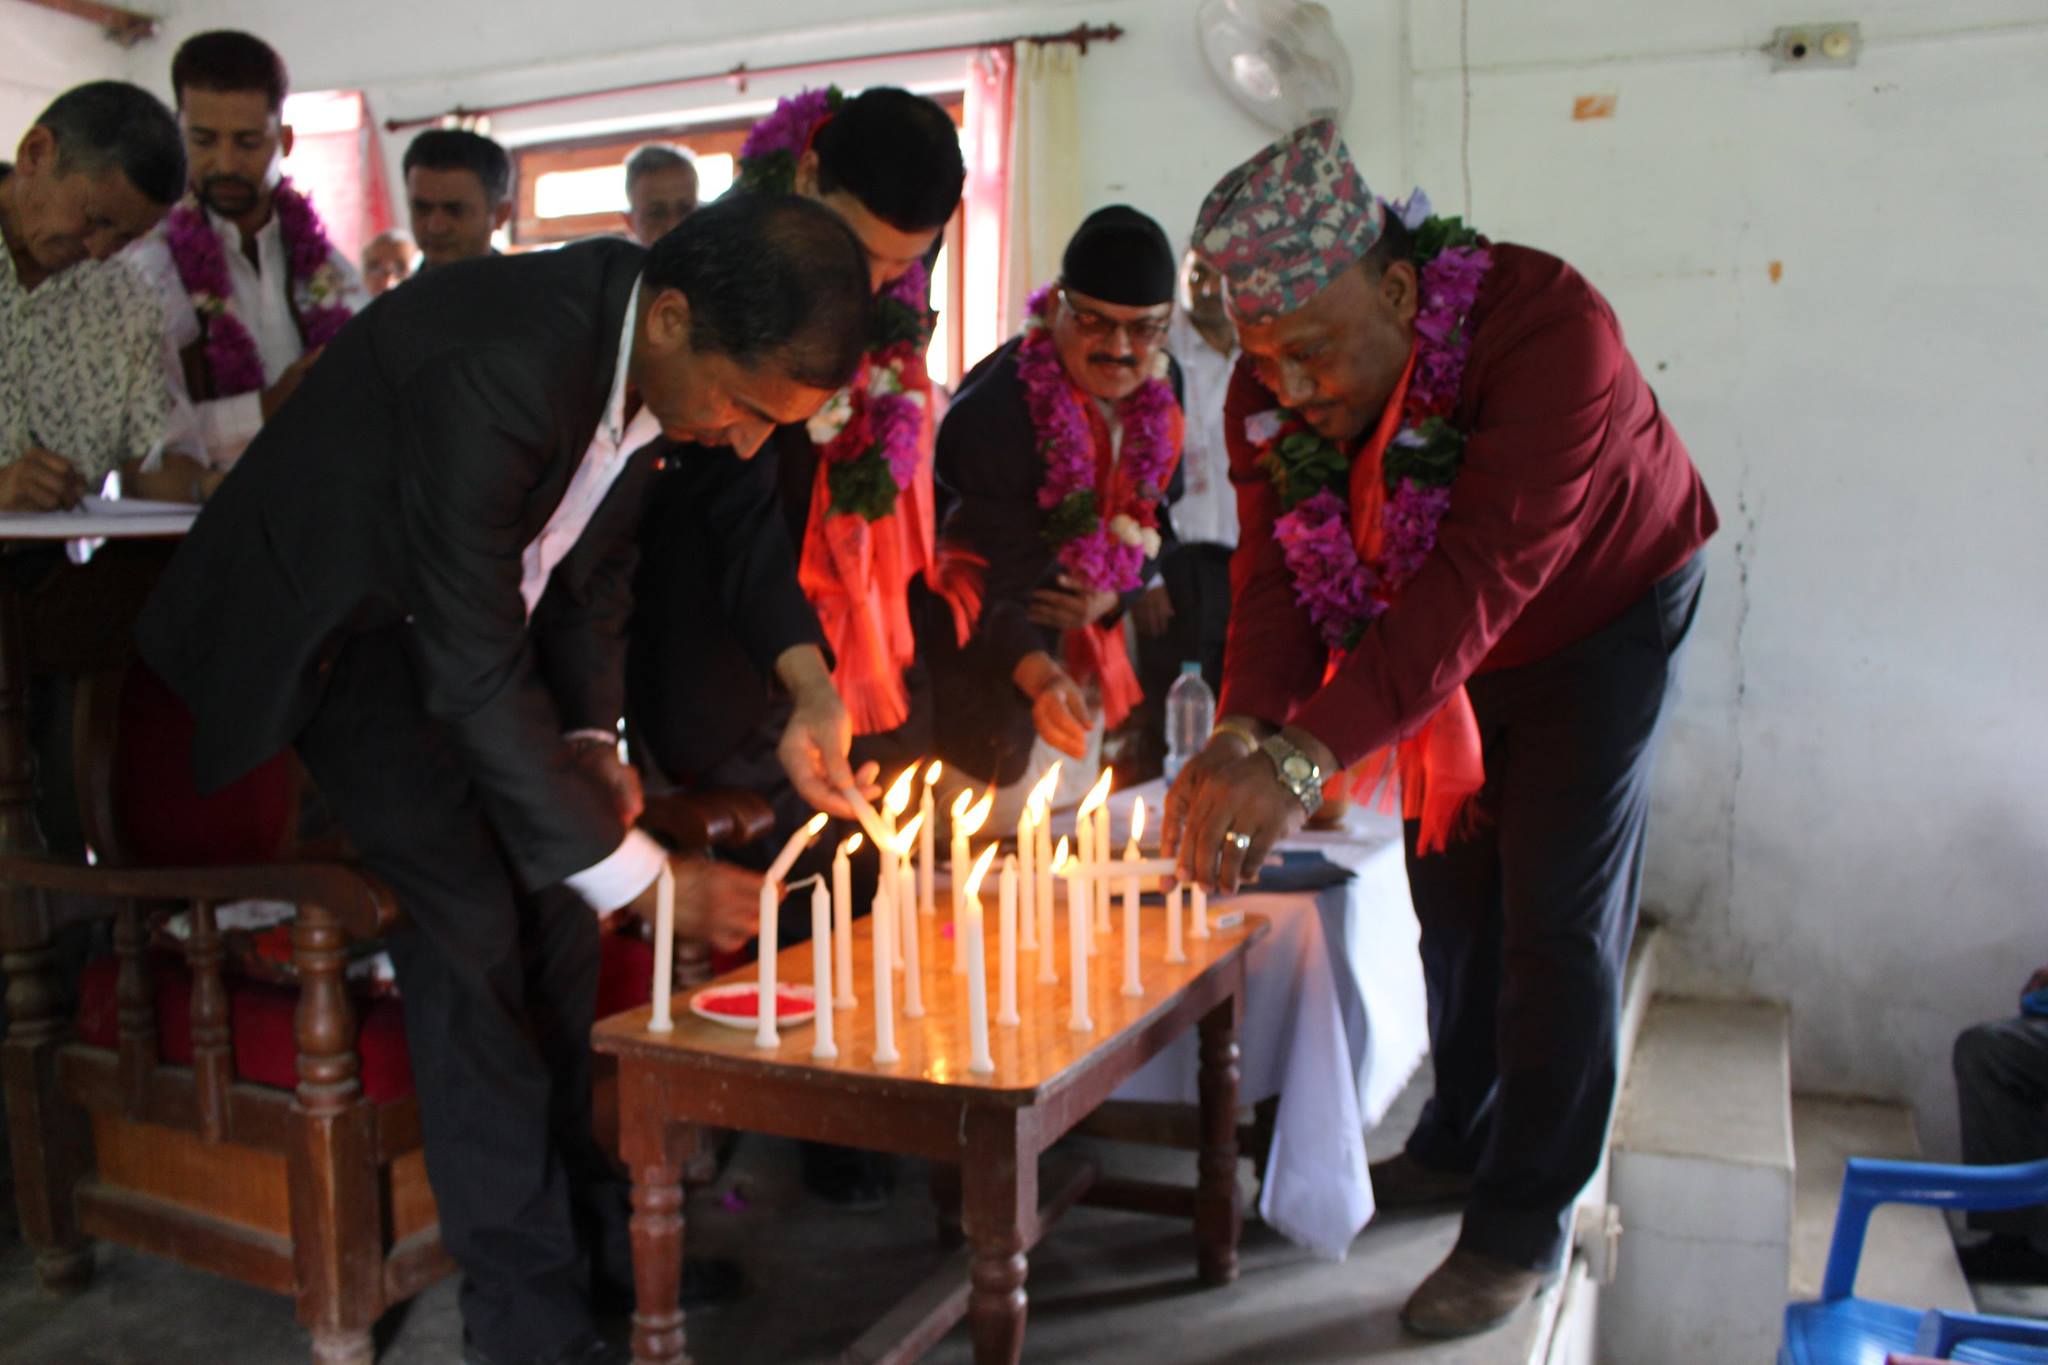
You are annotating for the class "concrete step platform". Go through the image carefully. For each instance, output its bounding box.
[1604,996,1794,1362]
[1790,1094,1972,1311]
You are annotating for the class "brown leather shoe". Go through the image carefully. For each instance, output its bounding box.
[1400,1248,1547,1338]
[1368,1152,1476,1210]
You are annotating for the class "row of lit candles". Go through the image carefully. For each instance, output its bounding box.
[645,761,1206,1075]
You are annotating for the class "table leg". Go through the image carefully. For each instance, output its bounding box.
[930,1160,965,1249]
[960,1108,1034,1365]
[1195,993,1244,1287]
[629,1160,687,1365]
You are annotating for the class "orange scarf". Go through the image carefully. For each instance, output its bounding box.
[795,403,937,735]
[1333,349,1485,854]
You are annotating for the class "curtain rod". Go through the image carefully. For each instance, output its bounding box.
[382,21,1122,134]
[17,0,156,46]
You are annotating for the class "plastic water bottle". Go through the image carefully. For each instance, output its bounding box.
[1164,662,1216,784]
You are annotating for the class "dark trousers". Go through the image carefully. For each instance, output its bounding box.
[296,629,629,1361]
[1955,1016,2048,1239]
[1402,553,1705,1270]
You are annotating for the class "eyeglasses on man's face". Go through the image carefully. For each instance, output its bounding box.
[1059,288,1171,346]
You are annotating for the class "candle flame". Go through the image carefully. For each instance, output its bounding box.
[1026,762,1062,812]
[892,811,926,855]
[964,842,999,900]
[1129,795,1147,846]
[883,765,916,818]
[842,832,864,856]
[924,758,943,786]
[1052,834,1071,871]
[1078,767,1114,817]
[959,790,994,838]
[802,811,830,839]
[951,789,975,821]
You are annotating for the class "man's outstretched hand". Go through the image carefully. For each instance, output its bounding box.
[774,644,862,818]
[621,855,764,955]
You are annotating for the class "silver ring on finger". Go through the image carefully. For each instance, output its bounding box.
[1225,830,1251,853]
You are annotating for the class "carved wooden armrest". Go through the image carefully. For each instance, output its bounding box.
[0,854,395,942]
[638,790,775,853]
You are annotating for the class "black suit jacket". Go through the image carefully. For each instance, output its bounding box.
[928,337,1184,787]
[627,418,934,794]
[626,426,827,782]
[137,238,661,892]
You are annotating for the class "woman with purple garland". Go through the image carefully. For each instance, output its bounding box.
[1161,119,1717,1339]
[926,205,1185,814]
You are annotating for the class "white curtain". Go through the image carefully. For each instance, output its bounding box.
[1000,40,1082,335]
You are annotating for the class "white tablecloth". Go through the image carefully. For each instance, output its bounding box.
[1055,781,1430,1259]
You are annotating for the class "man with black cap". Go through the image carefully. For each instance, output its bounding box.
[1162,120,1716,1337]
[929,205,1184,808]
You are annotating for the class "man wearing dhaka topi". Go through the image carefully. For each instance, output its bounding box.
[1162,119,1717,1337]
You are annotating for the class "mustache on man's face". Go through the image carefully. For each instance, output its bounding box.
[200,175,258,202]
[1087,354,1139,370]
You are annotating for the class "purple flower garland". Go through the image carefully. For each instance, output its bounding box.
[1016,283,1181,595]
[162,178,354,398]
[1254,199,1492,652]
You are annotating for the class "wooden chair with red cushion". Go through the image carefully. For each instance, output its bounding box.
[0,660,769,1364]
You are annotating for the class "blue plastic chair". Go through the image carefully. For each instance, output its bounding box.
[1780,1156,2048,1364]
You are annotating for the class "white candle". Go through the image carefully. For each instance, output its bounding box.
[843,784,894,850]
[949,790,971,972]
[1015,765,1058,952]
[766,811,831,885]
[898,821,924,1018]
[1036,809,1056,983]
[833,835,859,1009]
[1075,811,1094,956]
[871,879,898,1064]
[1192,881,1209,939]
[809,879,837,1059]
[1078,769,1113,949]
[1093,802,1112,935]
[918,761,940,918]
[950,790,992,973]
[1016,805,1037,951]
[882,765,915,840]
[1122,797,1145,998]
[963,844,997,1073]
[648,861,675,1032]
[997,855,1019,1026]
[1060,839,1091,1032]
[755,880,780,1050]
[1166,879,1186,964]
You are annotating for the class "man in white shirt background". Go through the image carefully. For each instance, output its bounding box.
[128,30,370,475]
[1128,243,1241,773]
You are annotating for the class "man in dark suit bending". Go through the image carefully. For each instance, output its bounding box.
[135,193,872,1365]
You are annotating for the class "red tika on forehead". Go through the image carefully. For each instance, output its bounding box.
[1192,118,1385,323]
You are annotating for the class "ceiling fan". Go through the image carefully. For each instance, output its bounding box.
[1197,0,1354,132]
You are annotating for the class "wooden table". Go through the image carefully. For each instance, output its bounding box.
[592,907,1268,1365]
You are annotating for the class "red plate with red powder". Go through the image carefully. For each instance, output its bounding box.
[689,982,817,1030]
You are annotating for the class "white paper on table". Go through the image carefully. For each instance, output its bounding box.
[0,494,198,540]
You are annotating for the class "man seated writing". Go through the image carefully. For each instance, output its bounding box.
[1,81,209,510]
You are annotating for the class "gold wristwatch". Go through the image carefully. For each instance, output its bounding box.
[1259,733,1325,818]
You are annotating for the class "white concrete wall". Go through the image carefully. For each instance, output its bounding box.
[0,0,134,146]
[107,0,2048,1157]
[1401,0,2048,1161]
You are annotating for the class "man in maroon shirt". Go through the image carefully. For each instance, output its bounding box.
[1162,120,1717,1336]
